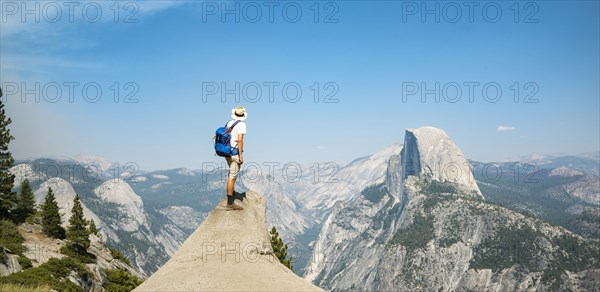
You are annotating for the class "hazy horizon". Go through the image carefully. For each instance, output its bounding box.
[11,142,600,173]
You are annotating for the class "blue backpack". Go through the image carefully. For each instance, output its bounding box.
[214,120,241,157]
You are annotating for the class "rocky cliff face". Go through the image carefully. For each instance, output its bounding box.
[33,178,104,230]
[548,168,599,205]
[0,252,22,277]
[1,223,143,291]
[304,127,600,291]
[472,162,600,239]
[135,191,322,291]
[94,179,149,232]
[9,160,235,276]
[240,144,403,275]
[295,143,403,213]
[10,161,168,275]
[87,179,172,274]
[400,127,481,197]
[243,179,313,242]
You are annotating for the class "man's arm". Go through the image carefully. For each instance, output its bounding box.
[237,134,244,164]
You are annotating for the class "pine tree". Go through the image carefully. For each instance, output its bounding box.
[0,96,16,220]
[41,187,65,239]
[15,179,36,223]
[66,195,90,255]
[88,219,98,236]
[270,226,293,271]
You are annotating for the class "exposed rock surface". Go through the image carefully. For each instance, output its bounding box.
[305,127,600,291]
[401,127,481,197]
[0,252,22,276]
[240,144,402,275]
[94,179,149,232]
[550,171,600,205]
[1,223,143,291]
[295,143,403,212]
[135,191,322,291]
[9,160,223,276]
[19,223,65,266]
[243,179,313,242]
[33,178,104,230]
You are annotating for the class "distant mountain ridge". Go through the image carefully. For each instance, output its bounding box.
[499,152,599,176]
[10,144,600,281]
[9,159,209,275]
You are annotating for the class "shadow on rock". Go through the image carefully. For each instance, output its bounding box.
[233,191,247,202]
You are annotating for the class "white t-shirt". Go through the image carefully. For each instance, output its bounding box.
[226,120,247,148]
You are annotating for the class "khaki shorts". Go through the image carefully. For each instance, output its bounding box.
[225,155,241,180]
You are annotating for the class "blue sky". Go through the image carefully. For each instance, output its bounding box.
[1,0,599,170]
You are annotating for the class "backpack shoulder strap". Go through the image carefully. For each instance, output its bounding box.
[230,120,241,129]
[224,120,241,134]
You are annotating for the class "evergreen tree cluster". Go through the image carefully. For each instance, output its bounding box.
[105,268,143,291]
[388,214,435,252]
[0,96,16,221]
[270,226,293,271]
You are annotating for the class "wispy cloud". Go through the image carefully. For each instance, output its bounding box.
[0,0,187,38]
[497,126,516,132]
[1,1,187,82]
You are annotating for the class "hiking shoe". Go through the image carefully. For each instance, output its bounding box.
[226,203,243,211]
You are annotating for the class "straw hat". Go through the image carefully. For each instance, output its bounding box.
[231,106,247,121]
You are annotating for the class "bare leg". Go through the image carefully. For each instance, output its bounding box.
[227,178,235,196]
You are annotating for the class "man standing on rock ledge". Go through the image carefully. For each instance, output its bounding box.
[224,106,247,211]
